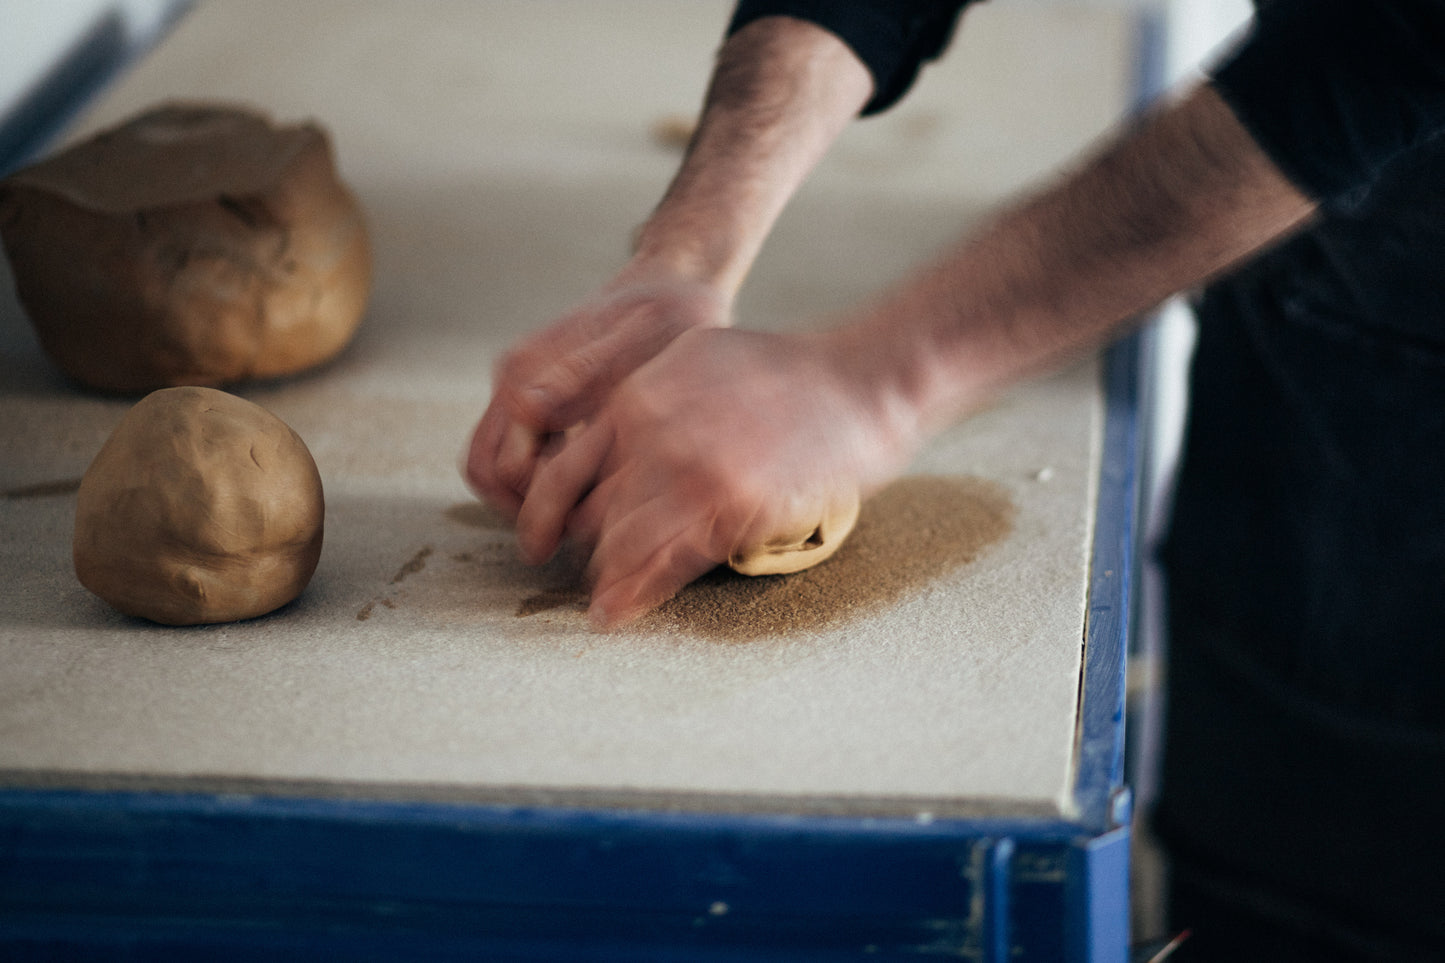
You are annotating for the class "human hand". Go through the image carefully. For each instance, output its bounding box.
[514,325,922,628]
[462,270,730,519]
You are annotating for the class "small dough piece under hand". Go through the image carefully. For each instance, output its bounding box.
[73,386,324,625]
[728,491,861,576]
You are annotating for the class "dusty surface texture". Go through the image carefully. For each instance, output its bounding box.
[73,386,324,625]
[0,1,1132,816]
[0,102,371,393]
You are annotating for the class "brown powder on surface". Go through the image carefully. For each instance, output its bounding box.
[444,501,510,531]
[517,586,588,618]
[647,475,1015,642]
[487,475,1013,639]
[356,596,397,621]
[391,546,433,584]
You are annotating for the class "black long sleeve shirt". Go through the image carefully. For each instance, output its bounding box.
[724,1,1445,948]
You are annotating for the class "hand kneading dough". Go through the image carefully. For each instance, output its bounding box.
[0,102,371,393]
[73,386,324,625]
[728,492,861,576]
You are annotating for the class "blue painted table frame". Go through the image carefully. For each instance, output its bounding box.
[0,11,1144,958]
[0,343,1135,954]
[0,334,1138,960]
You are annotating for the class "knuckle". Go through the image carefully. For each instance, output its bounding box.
[551,348,606,394]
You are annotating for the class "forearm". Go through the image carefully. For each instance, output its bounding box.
[840,83,1319,441]
[628,15,873,295]
[466,16,870,510]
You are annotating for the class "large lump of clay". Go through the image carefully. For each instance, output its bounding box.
[74,386,325,625]
[0,102,371,393]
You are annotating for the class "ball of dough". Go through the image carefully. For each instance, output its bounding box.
[728,491,861,576]
[0,101,371,394]
[73,386,325,625]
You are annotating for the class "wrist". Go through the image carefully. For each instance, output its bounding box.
[624,15,872,298]
[823,284,998,453]
[625,218,750,296]
[814,321,941,480]
[606,253,736,324]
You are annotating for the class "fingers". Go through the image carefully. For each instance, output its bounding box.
[499,321,665,431]
[495,283,729,433]
[460,404,541,520]
[460,406,519,518]
[578,477,734,627]
[470,319,661,518]
[469,280,733,528]
[498,421,542,491]
[514,421,612,565]
[563,471,617,553]
[513,424,723,630]
[584,489,728,629]
[464,327,610,520]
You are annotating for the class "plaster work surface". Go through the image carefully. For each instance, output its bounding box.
[0,1,1133,817]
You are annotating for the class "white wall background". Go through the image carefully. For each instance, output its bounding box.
[0,0,184,121]
[0,0,1250,126]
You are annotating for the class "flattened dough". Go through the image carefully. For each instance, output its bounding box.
[728,491,861,576]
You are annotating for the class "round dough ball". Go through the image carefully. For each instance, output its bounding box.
[728,491,861,576]
[0,102,371,393]
[73,386,324,625]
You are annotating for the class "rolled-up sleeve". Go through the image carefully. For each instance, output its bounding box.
[726,0,974,115]
[1212,0,1445,204]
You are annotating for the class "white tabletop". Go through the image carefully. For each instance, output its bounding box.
[0,0,1135,818]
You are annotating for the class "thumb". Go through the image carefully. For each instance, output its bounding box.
[497,333,628,433]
